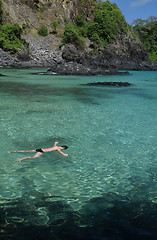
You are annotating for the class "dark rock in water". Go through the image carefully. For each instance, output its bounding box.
[45,60,131,76]
[115,71,130,75]
[0,73,5,77]
[83,82,132,87]
[45,59,118,76]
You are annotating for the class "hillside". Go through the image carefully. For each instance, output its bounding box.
[1,0,96,32]
[132,17,157,62]
[0,0,157,73]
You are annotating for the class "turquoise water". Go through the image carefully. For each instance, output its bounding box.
[0,69,157,203]
[0,69,157,236]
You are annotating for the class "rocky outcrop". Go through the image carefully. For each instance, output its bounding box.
[0,34,62,68]
[45,60,119,76]
[0,48,20,68]
[60,35,157,72]
[98,34,157,71]
[45,34,157,75]
[0,32,157,73]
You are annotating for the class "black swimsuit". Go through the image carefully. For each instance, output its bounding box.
[36,148,44,153]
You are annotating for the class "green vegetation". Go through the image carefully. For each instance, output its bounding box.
[0,23,28,53]
[80,0,85,6]
[75,14,88,38]
[132,16,157,62]
[61,0,128,49]
[39,6,45,12]
[0,0,28,53]
[37,26,49,36]
[60,24,86,49]
[51,20,60,34]
[61,0,156,61]
[0,0,3,24]
[88,0,127,46]
[60,14,88,48]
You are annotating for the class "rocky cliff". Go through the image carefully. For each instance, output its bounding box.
[2,0,96,31]
[46,34,157,75]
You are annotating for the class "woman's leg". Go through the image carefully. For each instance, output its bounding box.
[8,150,36,153]
[17,152,43,162]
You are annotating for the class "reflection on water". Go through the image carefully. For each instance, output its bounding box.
[0,69,157,239]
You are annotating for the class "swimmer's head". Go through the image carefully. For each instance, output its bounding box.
[61,145,68,150]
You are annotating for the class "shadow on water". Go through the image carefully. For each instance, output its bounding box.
[141,78,157,83]
[0,81,108,105]
[109,87,157,100]
[0,187,157,240]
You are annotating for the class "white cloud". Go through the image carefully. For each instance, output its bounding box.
[130,0,153,7]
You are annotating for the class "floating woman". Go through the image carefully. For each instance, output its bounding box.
[8,141,68,162]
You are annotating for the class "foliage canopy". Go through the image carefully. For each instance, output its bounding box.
[38,26,49,36]
[0,23,28,53]
[51,20,60,34]
[61,0,128,49]
[132,16,157,62]
[0,1,28,53]
[88,0,128,46]
[61,24,86,49]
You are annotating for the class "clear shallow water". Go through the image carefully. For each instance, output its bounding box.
[0,69,157,210]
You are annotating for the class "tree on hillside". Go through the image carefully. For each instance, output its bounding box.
[132,16,157,62]
[0,23,29,53]
[88,0,128,46]
[61,24,86,49]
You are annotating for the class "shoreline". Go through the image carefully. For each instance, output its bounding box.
[0,34,157,75]
[0,54,156,76]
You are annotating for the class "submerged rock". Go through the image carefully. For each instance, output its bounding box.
[0,73,6,77]
[83,82,132,87]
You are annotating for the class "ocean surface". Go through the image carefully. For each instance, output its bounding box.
[0,69,157,239]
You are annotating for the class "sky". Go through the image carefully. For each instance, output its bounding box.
[103,0,157,24]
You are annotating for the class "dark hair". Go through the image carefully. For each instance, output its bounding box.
[61,145,68,150]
